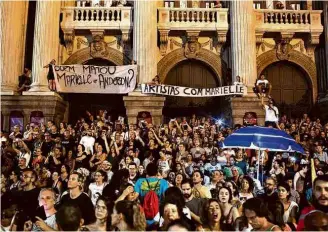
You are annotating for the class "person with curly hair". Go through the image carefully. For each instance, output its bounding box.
[111,200,146,231]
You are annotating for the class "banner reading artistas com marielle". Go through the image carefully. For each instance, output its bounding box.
[141,83,246,97]
[53,65,137,94]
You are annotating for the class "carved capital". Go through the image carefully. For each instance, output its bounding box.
[305,32,321,60]
[121,29,131,48]
[216,31,227,54]
[159,29,170,56]
[63,30,75,55]
[255,33,264,55]
[280,32,294,40]
[186,30,200,41]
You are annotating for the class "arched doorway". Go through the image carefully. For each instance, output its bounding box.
[261,61,312,117]
[163,60,225,120]
[65,58,126,123]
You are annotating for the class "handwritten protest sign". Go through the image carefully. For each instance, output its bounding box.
[53,65,137,94]
[141,83,246,97]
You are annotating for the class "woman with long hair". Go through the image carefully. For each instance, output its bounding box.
[174,173,185,190]
[85,196,112,231]
[89,144,107,171]
[217,186,239,231]
[111,200,146,231]
[75,144,88,170]
[267,200,292,231]
[201,199,222,231]
[277,182,298,225]
[238,175,255,202]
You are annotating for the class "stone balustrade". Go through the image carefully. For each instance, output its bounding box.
[158,7,229,31]
[61,6,133,31]
[255,9,323,33]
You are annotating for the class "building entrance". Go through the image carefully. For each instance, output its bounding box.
[163,60,227,122]
[65,58,126,123]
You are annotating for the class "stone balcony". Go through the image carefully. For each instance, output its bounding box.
[254,9,323,34]
[61,6,133,54]
[158,7,229,32]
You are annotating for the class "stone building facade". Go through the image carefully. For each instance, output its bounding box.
[1,0,327,131]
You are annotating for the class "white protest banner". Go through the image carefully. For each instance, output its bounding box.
[141,83,246,97]
[53,65,137,94]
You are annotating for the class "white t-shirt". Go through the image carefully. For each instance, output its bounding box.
[264,105,279,122]
[80,136,95,154]
[88,182,106,206]
[256,79,269,86]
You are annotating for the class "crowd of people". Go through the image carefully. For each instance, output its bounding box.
[1,109,328,231]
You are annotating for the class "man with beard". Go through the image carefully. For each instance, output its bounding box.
[100,160,113,182]
[12,169,40,231]
[61,130,75,155]
[297,175,328,231]
[181,179,205,225]
[41,133,54,156]
[258,177,279,202]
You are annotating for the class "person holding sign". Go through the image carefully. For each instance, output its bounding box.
[43,59,56,91]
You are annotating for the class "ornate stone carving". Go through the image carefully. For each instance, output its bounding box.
[275,38,292,61]
[77,38,88,50]
[255,33,264,55]
[63,30,75,55]
[159,30,170,56]
[215,31,227,54]
[64,47,130,65]
[90,34,109,58]
[121,29,131,48]
[306,33,321,60]
[184,38,201,59]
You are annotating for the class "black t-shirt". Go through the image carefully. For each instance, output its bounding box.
[61,138,75,152]
[41,141,54,156]
[60,192,96,225]
[258,191,279,203]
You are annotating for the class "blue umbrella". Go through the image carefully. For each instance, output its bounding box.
[221,126,304,153]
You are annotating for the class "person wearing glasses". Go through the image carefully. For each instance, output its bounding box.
[88,170,108,206]
[12,169,40,231]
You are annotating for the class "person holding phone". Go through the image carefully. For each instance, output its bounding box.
[24,188,58,231]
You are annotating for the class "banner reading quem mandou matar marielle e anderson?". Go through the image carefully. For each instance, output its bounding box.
[53,65,137,94]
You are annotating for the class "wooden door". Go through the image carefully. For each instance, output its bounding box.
[261,61,311,117]
[163,59,222,118]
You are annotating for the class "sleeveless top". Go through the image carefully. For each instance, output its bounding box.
[283,201,298,223]
[221,206,235,231]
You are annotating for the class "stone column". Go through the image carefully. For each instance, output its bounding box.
[230,0,257,88]
[133,0,158,83]
[0,1,28,95]
[124,0,165,125]
[324,1,328,91]
[26,0,61,92]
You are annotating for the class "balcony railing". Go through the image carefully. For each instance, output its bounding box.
[158,7,229,31]
[255,9,323,33]
[61,7,133,31]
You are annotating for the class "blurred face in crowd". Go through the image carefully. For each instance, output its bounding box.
[94,172,104,183]
[231,167,239,177]
[192,172,203,185]
[218,188,230,203]
[52,172,59,181]
[241,178,250,191]
[277,186,289,200]
[20,170,34,187]
[208,201,221,223]
[138,165,144,175]
[264,179,276,194]
[175,174,183,185]
[212,171,222,182]
[314,180,328,206]
[181,183,192,199]
[128,164,137,177]
[95,199,108,220]
[245,209,265,230]
[39,189,55,211]
[164,203,180,222]
[68,174,81,190]
[18,158,27,169]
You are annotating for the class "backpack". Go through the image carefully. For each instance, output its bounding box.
[143,179,160,219]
